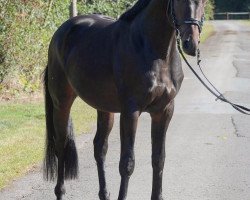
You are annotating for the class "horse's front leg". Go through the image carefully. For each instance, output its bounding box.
[94,111,114,200]
[118,105,139,200]
[150,101,174,200]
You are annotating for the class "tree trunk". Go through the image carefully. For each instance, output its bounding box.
[70,0,78,18]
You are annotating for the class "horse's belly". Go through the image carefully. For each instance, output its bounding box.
[69,76,121,113]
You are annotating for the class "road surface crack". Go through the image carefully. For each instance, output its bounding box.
[231,116,246,138]
[232,60,239,77]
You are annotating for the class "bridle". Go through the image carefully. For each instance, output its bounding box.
[169,0,205,34]
[168,0,250,115]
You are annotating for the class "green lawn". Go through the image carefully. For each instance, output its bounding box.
[200,21,215,43]
[0,98,96,189]
[241,20,250,25]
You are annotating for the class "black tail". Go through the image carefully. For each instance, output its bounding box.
[43,66,79,181]
[43,66,57,181]
[64,117,79,180]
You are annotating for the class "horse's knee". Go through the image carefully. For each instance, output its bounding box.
[94,139,108,164]
[94,149,105,165]
[119,154,135,177]
[152,154,165,171]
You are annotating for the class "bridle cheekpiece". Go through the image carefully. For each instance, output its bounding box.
[169,0,205,34]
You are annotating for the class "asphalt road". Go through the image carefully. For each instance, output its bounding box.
[1,20,250,200]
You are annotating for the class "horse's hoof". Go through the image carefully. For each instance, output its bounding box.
[56,194,64,200]
[99,190,110,200]
[151,195,164,200]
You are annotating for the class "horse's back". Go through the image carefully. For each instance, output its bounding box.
[49,14,115,64]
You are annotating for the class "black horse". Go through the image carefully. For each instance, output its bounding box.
[43,0,207,199]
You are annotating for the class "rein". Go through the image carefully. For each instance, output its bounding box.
[169,0,250,115]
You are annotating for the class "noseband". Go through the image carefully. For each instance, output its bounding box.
[169,0,205,34]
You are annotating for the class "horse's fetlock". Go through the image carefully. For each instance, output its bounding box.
[99,189,110,200]
[55,184,66,197]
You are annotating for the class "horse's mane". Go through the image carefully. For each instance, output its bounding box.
[119,0,152,22]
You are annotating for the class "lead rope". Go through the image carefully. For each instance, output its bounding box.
[176,34,250,115]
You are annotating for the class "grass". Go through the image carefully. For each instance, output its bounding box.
[0,98,96,189]
[241,20,250,25]
[200,21,215,43]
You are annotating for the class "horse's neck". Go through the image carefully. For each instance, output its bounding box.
[119,0,151,21]
[145,0,169,17]
[137,0,174,58]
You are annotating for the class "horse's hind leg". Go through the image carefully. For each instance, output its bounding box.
[94,111,114,200]
[150,101,174,200]
[53,101,77,200]
[44,63,78,200]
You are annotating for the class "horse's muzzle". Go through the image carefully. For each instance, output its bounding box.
[182,36,197,56]
[180,25,200,56]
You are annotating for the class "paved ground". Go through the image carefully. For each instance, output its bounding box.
[1,20,250,200]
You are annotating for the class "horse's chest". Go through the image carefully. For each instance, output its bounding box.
[143,71,177,112]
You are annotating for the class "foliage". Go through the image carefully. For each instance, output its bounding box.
[0,0,214,97]
[205,0,215,20]
[200,22,215,43]
[0,98,96,189]
[214,0,250,12]
[77,0,134,18]
[0,0,69,96]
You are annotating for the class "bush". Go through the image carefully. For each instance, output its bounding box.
[78,0,134,18]
[0,0,134,97]
[205,0,215,20]
[1,1,49,95]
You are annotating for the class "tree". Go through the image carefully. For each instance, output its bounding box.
[214,0,250,12]
[70,0,78,18]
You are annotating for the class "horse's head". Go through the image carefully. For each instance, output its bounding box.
[171,0,207,56]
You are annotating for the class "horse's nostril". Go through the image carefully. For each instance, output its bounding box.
[182,39,197,56]
[183,40,189,50]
